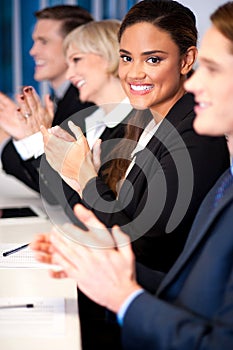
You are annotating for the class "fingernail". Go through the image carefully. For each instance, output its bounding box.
[24,87,32,93]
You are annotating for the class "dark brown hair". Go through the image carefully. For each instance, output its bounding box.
[102,0,198,195]
[35,5,93,38]
[118,0,197,54]
[102,110,152,195]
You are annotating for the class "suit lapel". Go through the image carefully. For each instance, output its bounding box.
[157,170,233,294]
[53,84,94,130]
[119,93,195,202]
[100,117,128,141]
[100,108,135,140]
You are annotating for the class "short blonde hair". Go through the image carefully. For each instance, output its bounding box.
[63,19,121,77]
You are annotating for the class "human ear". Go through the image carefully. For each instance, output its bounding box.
[181,46,198,75]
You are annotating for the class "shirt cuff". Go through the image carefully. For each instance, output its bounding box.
[117,289,144,326]
[13,131,44,160]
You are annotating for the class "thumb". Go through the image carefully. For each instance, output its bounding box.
[68,120,83,141]
[111,225,131,249]
[92,139,102,172]
[45,94,54,117]
[40,125,51,145]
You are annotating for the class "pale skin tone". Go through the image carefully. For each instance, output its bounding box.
[185,25,233,156]
[30,204,141,313]
[0,127,9,143]
[66,44,126,108]
[42,22,197,191]
[0,87,53,139]
[0,92,22,139]
[0,19,68,140]
[43,123,101,194]
[30,19,68,89]
[41,122,97,195]
[41,40,127,192]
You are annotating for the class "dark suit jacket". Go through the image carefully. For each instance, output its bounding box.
[1,84,93,193]
[122,169,233,350]
[82,93,230,271]
[36,107,137,350]
[35,108,136,227]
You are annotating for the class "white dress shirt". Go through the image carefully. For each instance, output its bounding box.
[14,96,132,159]
[85,98,132,149]
[124,118,162,178]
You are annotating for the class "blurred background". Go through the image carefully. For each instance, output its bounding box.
[0,0,227,99]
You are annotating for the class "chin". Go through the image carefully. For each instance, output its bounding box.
[79,94,88,103]
[130,102,148,111]
[34,74,46,82]
[227,143,233,156]
[193,118,220,137]
[195,127,223,137]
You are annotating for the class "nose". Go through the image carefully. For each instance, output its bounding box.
[184,69,200,94]
[127,61,146,80]
[65,64,75,81]
[29,42,36,57]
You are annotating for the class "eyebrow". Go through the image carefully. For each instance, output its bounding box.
[199,57,219,67]
[33,36,47,41]
[119,49,167,56]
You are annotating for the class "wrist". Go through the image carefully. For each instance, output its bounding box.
[117,288,144,326]
[78,157,98,190]
[109,283,142,313]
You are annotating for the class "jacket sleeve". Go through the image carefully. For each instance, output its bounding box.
[1,139,41,192]
[1,93,94,205]
[136,262,165,293]
[82,117,229,270]
[122,282,233,350]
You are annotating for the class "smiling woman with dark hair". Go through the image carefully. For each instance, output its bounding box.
[32,3,233,349]
[41,0,229,273]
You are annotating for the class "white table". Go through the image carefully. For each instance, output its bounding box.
[0,166,82,349]
[0,268,81,350]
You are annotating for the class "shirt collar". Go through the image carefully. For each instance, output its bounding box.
[52,80,70,100]
[131,119,162,159]
[85,97,133,130]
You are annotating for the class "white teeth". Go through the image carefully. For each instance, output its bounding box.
[199,102,208,108]
[35,60,45,66]
[76,80,85,88]
[130,84,153,91]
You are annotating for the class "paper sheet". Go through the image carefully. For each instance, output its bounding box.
[0,244,60,269]
[0,297,65,337]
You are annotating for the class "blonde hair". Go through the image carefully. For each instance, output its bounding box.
[63,19,121,77]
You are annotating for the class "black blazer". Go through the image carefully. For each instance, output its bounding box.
[122,169,233,350]
[82,93,230,271]
[37,108,136,224]
[36,107,137,350]
[1,84,93,192]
